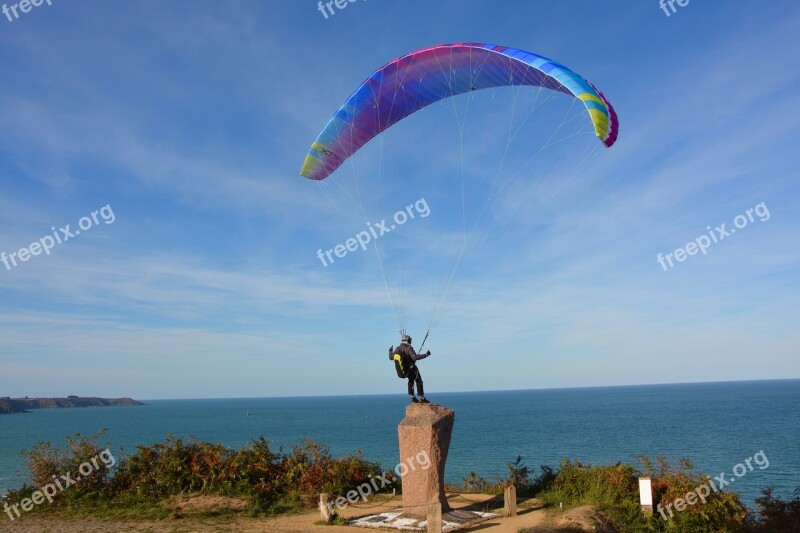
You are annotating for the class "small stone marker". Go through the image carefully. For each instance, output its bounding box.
[426,502,443,533]
[503,483,517,516]
[319,492,336,523]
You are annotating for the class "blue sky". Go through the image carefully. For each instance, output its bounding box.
[0,0,798,399]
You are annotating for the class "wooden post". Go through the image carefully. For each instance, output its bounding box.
[426,502,442,533]
[319,493,336,523]
[503,484,518,516]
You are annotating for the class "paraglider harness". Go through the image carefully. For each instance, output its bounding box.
[394,349,421,378]
[392,352,409,378]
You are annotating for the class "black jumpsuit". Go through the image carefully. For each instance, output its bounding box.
[391,342,429,396]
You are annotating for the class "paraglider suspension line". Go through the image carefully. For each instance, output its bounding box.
[418,330,430,352]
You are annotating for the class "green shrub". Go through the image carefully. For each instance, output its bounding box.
[751,487,800,532]
[446,456,539,495]
[532,457,751,533]
[282,438,384,496]
[5,431,389,517]
[446,470,504,494]
[506,456,533,495]
[21,429,114,502]
[637,455,749,532]
[110,435,234,498]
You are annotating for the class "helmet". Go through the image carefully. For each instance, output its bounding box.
[401,334,412,344]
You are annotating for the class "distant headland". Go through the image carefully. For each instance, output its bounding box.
[0,396,142,414]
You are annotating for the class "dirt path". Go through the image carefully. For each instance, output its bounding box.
[2,494,563,533]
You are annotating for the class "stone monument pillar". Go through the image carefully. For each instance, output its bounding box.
[397,403,455,517]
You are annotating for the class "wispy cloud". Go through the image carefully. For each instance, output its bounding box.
[1,1,798,397]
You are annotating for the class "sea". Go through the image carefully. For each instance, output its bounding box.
[1,380,798,509]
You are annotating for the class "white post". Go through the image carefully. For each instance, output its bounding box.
[638,476,653,516]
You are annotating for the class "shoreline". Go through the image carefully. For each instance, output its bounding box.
[0,397,142,415]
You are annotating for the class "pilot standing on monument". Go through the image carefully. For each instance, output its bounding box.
[389,334,431,404]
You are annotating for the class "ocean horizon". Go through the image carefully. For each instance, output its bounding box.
[129,377,796,401]
[2,379,798,509]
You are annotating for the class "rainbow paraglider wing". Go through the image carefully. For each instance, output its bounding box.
[300,43,619,181]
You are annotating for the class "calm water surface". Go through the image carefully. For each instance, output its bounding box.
[1,380,798,507]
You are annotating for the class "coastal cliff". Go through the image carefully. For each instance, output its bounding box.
[0,397,142,414]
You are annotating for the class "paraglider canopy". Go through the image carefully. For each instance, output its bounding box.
[300,43,618,181]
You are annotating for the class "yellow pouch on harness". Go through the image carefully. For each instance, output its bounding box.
[393,354,406,378]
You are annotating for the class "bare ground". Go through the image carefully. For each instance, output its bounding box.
[2,493,607,533]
